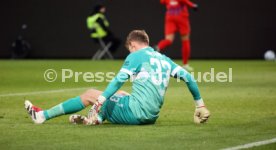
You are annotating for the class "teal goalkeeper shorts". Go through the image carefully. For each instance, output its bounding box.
[101,94,140,125]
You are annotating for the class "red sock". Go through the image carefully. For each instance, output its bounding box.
[157,39,172,51]
[181,40,191,65]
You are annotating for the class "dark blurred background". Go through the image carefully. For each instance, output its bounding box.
[0,0,276,59]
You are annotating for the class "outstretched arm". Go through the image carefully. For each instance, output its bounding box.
[170,65,210,124]
[171,66,201,100]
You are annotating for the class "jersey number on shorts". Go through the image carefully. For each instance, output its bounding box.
[150,58,171,87]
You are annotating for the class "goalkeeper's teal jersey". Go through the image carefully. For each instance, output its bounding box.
[102,46,201,124]
[119,47,179,123]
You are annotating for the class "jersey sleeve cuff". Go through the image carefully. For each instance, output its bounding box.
[195,98,205,108]
[98,95,106,104]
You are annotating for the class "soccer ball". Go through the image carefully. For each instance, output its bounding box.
[264,50,275,61]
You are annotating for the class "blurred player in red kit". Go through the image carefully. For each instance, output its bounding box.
[156,0,198,71]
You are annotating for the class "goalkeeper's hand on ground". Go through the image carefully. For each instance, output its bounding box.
[193,99,210,124]
[194,106,210,124]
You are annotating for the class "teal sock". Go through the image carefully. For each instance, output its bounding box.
[43,96,85,120]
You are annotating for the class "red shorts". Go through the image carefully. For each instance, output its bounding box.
[165,15,190,35]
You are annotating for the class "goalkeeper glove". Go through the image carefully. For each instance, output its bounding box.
[84,95,106,125]
[194,106,210,124]
[94,95,106,113]
[193,99,210,124]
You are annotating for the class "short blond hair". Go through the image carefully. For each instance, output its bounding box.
[125,30,149,48]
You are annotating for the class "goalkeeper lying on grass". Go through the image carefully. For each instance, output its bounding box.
[25,30,210,125]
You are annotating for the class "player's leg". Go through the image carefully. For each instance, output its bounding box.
[157,34,175,51]
[69,89,104,124]
[100,94,141,125]
[156,16,176,51]
[80,89,102,106]
[79,90,131,125]
[179,16,193,71]
[25,88,102,124]
[181,34,194,71]
[181,34,191,64]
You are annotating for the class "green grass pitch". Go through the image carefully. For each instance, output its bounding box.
[0,60,275,150]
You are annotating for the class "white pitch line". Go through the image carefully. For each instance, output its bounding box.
[0,87,90,98]
[222,137,276,150]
